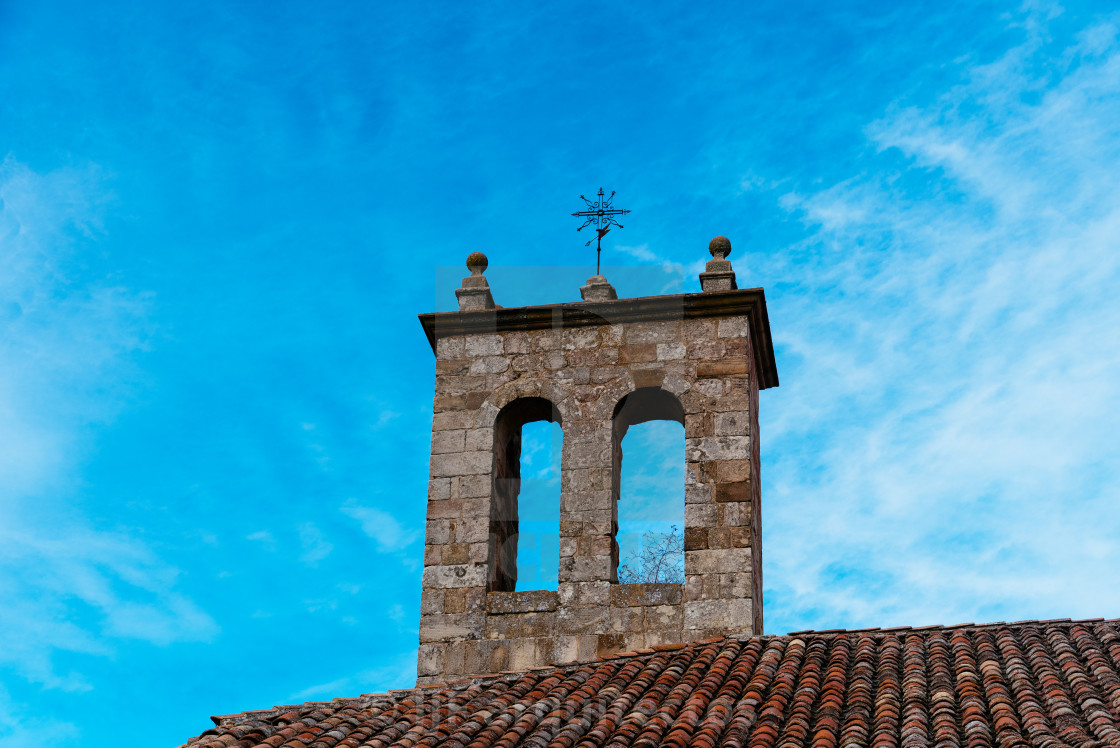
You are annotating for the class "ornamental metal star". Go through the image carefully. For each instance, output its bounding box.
[572,187,631,275]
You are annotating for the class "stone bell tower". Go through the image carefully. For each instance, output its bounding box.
[415,238,778,685]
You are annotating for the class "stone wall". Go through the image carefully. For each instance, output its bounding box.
[415,288,776,685]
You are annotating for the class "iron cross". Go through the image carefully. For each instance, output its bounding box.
[572,187,631,275]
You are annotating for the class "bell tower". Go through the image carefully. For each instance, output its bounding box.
[415,238,778,685]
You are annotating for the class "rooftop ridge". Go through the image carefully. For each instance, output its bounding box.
[203,614,1120,730]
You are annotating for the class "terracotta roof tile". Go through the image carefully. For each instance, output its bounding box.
[183,618,1120,748]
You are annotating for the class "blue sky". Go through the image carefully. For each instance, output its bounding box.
[3,0,1120,745]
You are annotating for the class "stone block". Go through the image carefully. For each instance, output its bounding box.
[444,642,467,675]
[545,351,566,369]
[716,317,749,338]
[597,633,625,658]
[722,501,751,527]
[432,410,473,432]
[618,344,657,363]
[609,582,682,608]
[443,543,469,565]
[719,572,753,599]
[714,482,748,503]
[466,588,486,611]
[687,340,724,360]
[423,545,441,566]
[686,436,749,462]
[631,368,665,389]
[685,547,752,575]
[449,518,488,544]
[645,629,684,648]
[428,478,451,501]
[562,328,600,350]
[684,503,718,527]
[465,334,503,357]
[558,583,577,607]
[420,589,443,615]
[610,606,644,633]
[417,643,447,676]
[684,527,708,551]
[470,356,510,375]
[696,361,749,378]
[486,590,559,614]
[558,606,609,635]
[426,499,461,520]
[685,484,712,504]
[503,332,530,354]
[435,358,470,376]
[684,575,703,602]
[463,429,494,453]
[454,474,490,500]
[433,390,493,413]
[489,641,509,672]
[624,321,682,344]
[714,411,750,436]
[468,542,488,563]
[656,342,686,361]
[462,640,497,675]
[511,353,543,371]
[435,337,465,358]
[429,451,491,478]
[693,378,725,398]
[443,588,468,614]
[530,332,559,351]
[508,638,538,672]
[591,366,617,384]
[575,581,610,606]
[713,460,752,483]
[419,612,484,642]
[435,375,486,396]
[708,394,751,412]
[425,519,450,545]
[684,598,752,630]
[559,555,611,583]
[646,605,683,630]
[422,563,487,589]
[553,636,580,665]
[706,528,731,549]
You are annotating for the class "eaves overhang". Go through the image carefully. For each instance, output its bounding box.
[418,287,779,390]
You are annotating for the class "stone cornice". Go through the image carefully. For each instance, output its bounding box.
[418,287,779,390]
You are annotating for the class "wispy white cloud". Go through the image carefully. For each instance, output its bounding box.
[0,159,216,693]
[340,501,420,552]
[0,684,79,748]
[758,11,1120,633]
[297,523,334,565]
[286,650,417,702]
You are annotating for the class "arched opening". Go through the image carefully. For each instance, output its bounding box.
[612,388,686,584]
[490,397,562,592]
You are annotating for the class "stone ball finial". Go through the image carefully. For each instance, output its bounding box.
[709,236,732,260]
[466,252,488,276]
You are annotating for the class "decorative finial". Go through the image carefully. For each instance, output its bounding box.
[709,236,732,260]
[456,252,495,311]
[466,251,488,276]
[699,235,738,292]
[572,187,631,276]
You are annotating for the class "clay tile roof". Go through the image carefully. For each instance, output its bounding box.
[180,617,1120,748]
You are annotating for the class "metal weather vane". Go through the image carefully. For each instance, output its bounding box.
[572,187,631,275]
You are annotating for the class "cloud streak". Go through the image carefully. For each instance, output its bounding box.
[0,159,216,693]
[758,10,1120,633]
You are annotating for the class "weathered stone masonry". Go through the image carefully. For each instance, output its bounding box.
[415,240,778,685]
